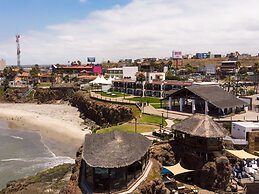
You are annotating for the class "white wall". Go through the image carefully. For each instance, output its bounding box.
[148,72,165,81]
[122,66,138,81]
[231,123,256,139]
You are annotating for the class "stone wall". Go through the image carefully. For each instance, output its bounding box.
[70,91,133,126]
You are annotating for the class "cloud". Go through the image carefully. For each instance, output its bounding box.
[79,0,87,3]
[1,0,259,65]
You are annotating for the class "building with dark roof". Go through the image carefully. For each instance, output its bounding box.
[172,114,228,161]
[112,79,192,97]
[163,85,247,116]
[80,131,152,193]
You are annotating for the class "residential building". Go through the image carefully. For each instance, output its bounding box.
[105,67,123,79]
[231,122,259,140]
[112,79,192,97]
[122,66,138,80]
[231,122,259,152]
[205,64,216,75]
[220,61,239,75]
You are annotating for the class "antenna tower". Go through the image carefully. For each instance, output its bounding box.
[16,34,21,67]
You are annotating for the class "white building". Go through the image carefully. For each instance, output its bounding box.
[122,66,138,81]
[231,122,259,139]
[205,64,216,75]
[0,59,6,71]
[146,72,165,82]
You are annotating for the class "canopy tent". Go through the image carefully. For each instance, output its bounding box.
[106,76,115,85]
[89,75,111,85]
[163,162,194,176]
[226,149,259,159]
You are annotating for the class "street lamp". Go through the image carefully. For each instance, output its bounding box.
[134,117,137,133]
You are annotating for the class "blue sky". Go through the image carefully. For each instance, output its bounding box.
[0,0,259,65]
[0,0,130,40]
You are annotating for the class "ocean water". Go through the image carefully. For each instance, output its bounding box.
[0,120,75,189]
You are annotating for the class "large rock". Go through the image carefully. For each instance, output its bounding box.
[34,88,76,103]
[150,143,176,165]
[198,156,232,191]
[70,91,133,126]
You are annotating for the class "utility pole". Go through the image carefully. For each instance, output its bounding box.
[16,34,21,67]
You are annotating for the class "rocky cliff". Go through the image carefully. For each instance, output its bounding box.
[70,91,133,126]
[0,163,74,194]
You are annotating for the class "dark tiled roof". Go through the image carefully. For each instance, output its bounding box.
[166,85,247,109]
[82,131,151,168]
[172,114,228,138]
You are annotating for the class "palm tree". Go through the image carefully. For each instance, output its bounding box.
[223,76,235,93]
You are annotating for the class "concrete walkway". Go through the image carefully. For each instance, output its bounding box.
[90,92,190,121]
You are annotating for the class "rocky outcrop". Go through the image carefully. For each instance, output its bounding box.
[198,156,232,191]
[150,143,176,166]
[60,147,83,194]
[2,88,34,103]
[135,179,170,194]
[0,163,73,194]
[34,88,77,103]
[134,160,170,194]
[70,91,133,126]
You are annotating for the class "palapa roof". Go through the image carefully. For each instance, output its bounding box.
[165,85,247,109]
[82,131,151,168]
[172,114,228,138]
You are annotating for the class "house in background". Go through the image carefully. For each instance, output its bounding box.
[220,61,239,75]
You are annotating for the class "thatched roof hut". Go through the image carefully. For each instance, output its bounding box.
[172,114,228,138]
[82,131,151,168]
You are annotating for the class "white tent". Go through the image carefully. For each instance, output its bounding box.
[106,76,115,85]
[90,75,111,85]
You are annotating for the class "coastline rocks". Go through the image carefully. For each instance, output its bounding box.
[150,143,176,166]
[198,156,232,191]
[0,163,73,194]
[134,160,170,194]
[34,88,76,103]
[70,91,133,126]
[60,146,83,194]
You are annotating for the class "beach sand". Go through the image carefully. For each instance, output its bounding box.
[0,103,91,158]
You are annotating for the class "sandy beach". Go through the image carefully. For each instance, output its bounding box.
[0,103,91,151]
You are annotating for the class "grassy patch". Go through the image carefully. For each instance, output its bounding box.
[29,163,72,183]
[150,103,162,109]
[0,86,4,96]
[96,91,130,98]
[146,159,162,182]
[127,105,141,118]
[128,96,161,103]
[173,119,182,124]
[97,123,158,134]
[139,114,167,126]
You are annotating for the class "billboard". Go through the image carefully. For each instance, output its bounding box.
[87,57,96,63]
[172,51,182,59]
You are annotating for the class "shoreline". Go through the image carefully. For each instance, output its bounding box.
[0,103,91,158]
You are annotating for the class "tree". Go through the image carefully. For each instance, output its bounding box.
[30,64,40,85]
[135,72,146,82]
[2,67,17,91]
[185,64,197,74]
[165,71,182,80]
[30,64,40,77]
[223,76,235,93]
[77,60,82,66]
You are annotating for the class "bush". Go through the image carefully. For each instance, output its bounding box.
[247,89,255,95]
